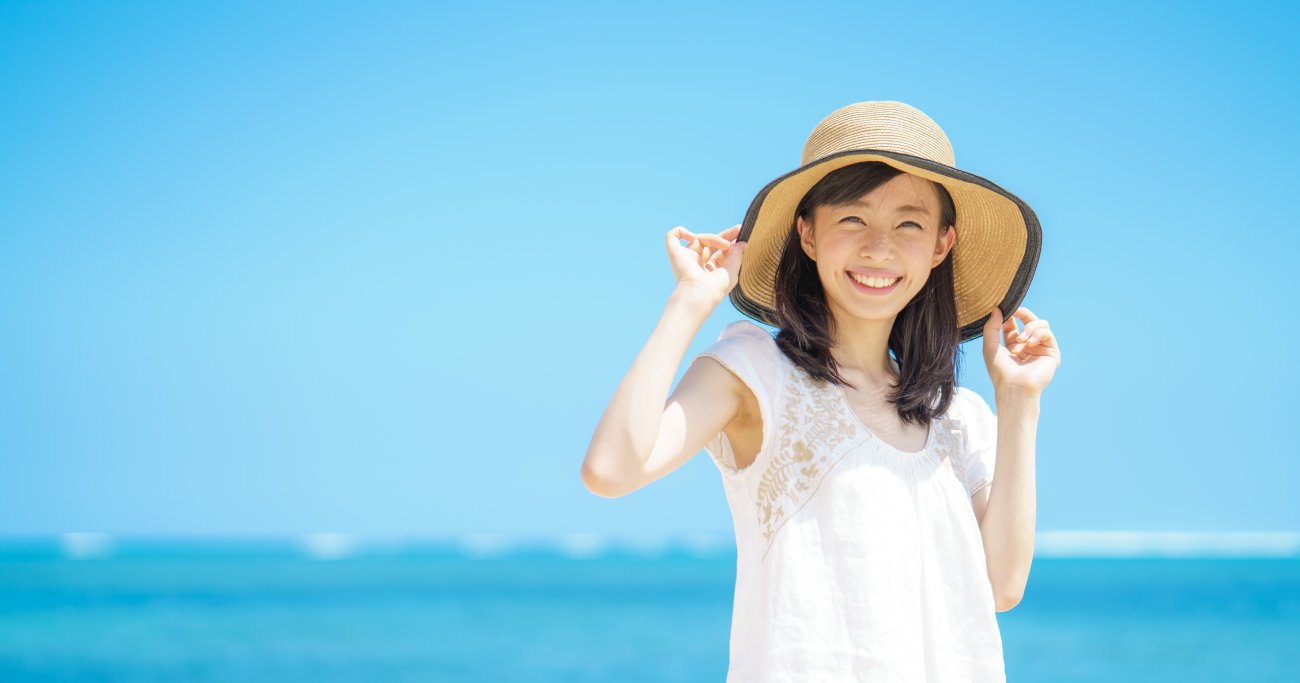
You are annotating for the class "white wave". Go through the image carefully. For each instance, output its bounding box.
[458,532,516,558]
[617,532,674,556]
[1034,531,1300,557]
[556,532,607,558]
[678,531,735,556]
[59,532,114,559]
[297,532,359,560]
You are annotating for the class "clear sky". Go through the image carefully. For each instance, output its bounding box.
[1,0,1296,538]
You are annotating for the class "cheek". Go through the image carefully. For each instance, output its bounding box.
[903,241,938,267]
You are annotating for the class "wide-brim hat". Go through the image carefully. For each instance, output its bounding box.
[731,100,1041,343]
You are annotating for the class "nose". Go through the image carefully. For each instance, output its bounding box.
[858,225,895,259]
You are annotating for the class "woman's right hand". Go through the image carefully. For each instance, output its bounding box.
[664,224,747,308]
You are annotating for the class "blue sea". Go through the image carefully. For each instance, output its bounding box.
[1,537,1297,682]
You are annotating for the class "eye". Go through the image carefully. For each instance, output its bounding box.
[841,216,922,229]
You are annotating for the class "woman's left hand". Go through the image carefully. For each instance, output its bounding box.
[982,306,1060,395]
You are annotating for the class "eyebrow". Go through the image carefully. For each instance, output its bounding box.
[842,200,931,217]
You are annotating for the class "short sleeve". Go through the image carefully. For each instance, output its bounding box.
[952,386,997,497]
[695,320,780,474]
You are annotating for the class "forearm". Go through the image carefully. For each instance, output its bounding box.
[582,287,715,489]
[979,387,1039,607]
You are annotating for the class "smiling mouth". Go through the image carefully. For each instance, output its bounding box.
[846,271,902,289]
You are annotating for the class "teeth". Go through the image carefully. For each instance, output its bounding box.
[849,272,901,288]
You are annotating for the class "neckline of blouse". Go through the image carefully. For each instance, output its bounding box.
[830,382,935,456]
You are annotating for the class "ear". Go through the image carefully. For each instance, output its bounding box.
[932,223,956,268]
[796,214,816,261]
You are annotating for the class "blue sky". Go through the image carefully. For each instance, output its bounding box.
[1,0,1296,538]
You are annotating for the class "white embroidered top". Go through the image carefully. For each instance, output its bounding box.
[699,320,1006,682]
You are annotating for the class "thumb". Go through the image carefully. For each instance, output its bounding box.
[982,307,1002,360]
[723,241,747,271]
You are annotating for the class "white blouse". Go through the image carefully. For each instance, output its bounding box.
[698,320,1005,682]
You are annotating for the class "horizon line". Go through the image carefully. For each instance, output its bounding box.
[0,530,1297,561]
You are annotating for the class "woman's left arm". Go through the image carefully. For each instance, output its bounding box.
[977,388,1039,611]
[977,306,1061,612]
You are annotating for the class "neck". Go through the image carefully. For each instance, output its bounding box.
[828,312,899,387]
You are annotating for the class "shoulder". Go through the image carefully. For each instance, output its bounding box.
[945,386,997,446]
[948,385,989,416]
[945,385,990,412]
[697,320,785,398]
[718,319,777,344]
[702,320,779,361]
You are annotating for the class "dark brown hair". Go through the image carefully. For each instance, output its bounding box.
[771,161,961,426]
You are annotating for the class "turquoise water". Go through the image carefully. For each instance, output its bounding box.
[1,539,1297,682]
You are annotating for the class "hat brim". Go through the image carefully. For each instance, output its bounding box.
[732,149,1041,344]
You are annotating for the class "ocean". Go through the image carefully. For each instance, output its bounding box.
[1,537,1297,682]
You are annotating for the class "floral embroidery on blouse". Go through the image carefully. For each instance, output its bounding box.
[933,416,964,478]
[754,370,860,561]
[751,370,976,561]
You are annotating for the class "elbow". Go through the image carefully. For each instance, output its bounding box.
[581,441,654,498]
[989,558,1032,612]
[580,461,631,499]
[993,585,1024,613]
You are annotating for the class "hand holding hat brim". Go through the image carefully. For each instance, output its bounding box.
[666,224,748,308]
[982,306,1061,394]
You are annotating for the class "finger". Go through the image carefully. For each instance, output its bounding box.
[1000,309,1021,344]
[720,224,741,240]
[697,233,743,265]
[696,233,733,250]
[1010,327,1058,352]
[720,239,748,277]
[1009,340,1045,361]
[668,225,697,241]
[1024,343,1058,356]
[705,248,726,272]
[982,307,1003,360]
[1013,306,1040,325]
[1022,321,1052,347]
[666,226,697,248]
[1011,343,1057,359]
[1019,320,1050,340]
[709,240,739,267]
[1000,307,1018,336]
[1019,336,1062,365]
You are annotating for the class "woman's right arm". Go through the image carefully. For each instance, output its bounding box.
[580,225,748,498]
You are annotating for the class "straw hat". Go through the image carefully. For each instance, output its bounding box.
[731,100,1041,343]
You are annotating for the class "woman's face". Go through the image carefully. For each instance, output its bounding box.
[796,172,956,325]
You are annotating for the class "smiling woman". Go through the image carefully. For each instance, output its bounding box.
[772,161,961,426]
[582,100,1050,683]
